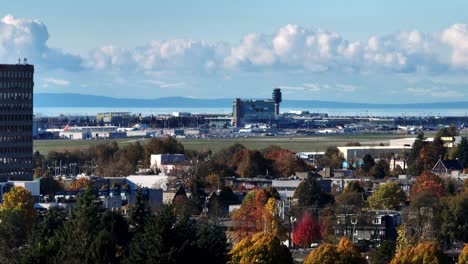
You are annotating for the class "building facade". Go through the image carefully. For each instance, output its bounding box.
[232,88,282,127]
[0,64,34,181]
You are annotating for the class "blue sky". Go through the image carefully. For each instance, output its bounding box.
[1,0,468,103]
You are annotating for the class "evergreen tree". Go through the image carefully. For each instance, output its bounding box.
[54,186,101,264]
[128,188,148,234]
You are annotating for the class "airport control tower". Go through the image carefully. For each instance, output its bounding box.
[272,88,282,115]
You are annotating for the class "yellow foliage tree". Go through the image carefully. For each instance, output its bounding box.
[207,172,221,189]
[303,243,339,264]
[1,186,36,230]
[264,198,287,240]
[304,237,366,264]
[229,232,293,264]
[390,242,447,264]
[459,244,468,264]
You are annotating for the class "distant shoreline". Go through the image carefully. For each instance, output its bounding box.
[34,93,468,110]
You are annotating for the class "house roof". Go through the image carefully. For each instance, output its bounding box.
[441,159,464,170]
[433,159,464,171]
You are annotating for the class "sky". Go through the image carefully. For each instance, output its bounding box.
[2,0,468,103]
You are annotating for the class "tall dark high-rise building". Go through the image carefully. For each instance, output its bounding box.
[0,63,34,181]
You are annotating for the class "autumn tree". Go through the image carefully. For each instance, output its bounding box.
[403,191,441,244]
[232,149,268,178]
[0,187,37,262]
[292,212,322,248]
[303,237,366,264]
[229,232,293,264]
[67,177,91,191]
[231,189,284,241]
[410,171,445,199]
[344,181,365,194]
[263,148,311,177]
[1,186,36,229]
[368,182,405,210]
[459,244,468,264]
[390,242,448,264]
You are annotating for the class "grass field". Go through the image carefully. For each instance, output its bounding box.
[33,134,416,154]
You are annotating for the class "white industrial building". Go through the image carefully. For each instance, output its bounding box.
[337,146,411,161]
[150,154,187,173]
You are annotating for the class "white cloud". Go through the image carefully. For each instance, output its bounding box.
[142,79,186,89]
[43,77,70,86]
[442,24,468,68]
[0,15,82,71]
[1,13,459,76]
[407,87,464,98]
[278,83,358,93]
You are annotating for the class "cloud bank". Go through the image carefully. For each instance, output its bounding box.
[0,15,82,71]
[3,14,468,75]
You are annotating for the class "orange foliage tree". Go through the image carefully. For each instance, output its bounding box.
[231,189,285,241]
[263,148,311,177]
[67,177,91,191]
[410,171,445,199]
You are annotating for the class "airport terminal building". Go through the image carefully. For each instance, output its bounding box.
[232,88,282,127]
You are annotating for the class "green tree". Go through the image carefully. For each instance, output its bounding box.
[294,177,334,210]
[128,188,149,234]
[372,240,396,264]
[20,208,67,264]
[372,159,389,179]
[89,211,130,263]
[408,132,426,176]
[403,191,441,243]
[127,204,227,264]
[319,147,345,170]
[0,210,32,263]
[453,137,468,168]
[362,154,376,174]
[368,182,406,210]
[40,175,63,195]
[54,186,101,264]
[440,193,468,243]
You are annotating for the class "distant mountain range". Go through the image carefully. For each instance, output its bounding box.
[34,93,468,109]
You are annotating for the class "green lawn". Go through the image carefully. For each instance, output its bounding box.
[33,134,414,154]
